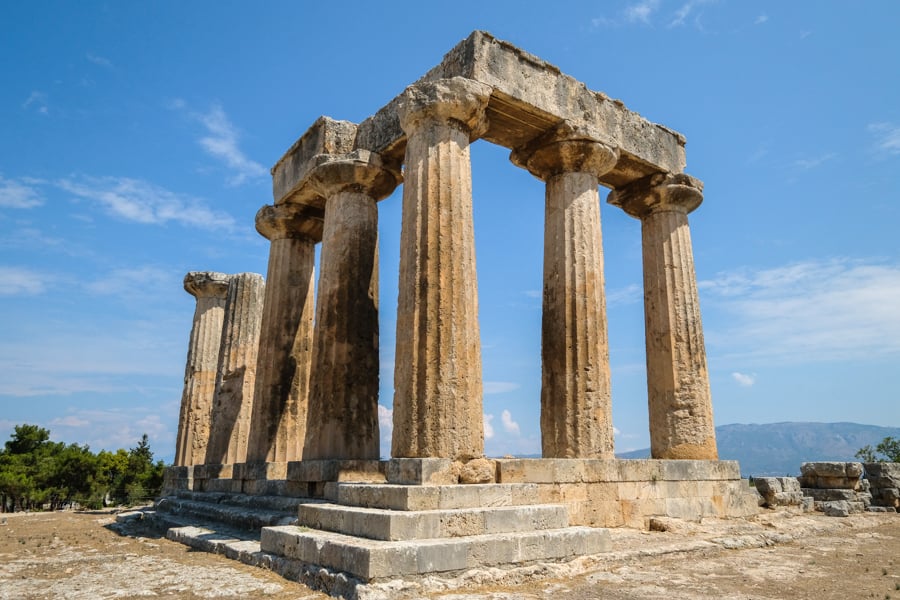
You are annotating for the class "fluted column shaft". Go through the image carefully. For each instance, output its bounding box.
[204,272,266,465]
[392,77,491,460]
[303,151,398,460]
[245,205,320,464]
[512,135,619,458]
[608,173,718,460]
[174,272,230,466]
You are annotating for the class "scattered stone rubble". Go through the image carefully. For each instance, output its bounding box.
[755,461,899,517]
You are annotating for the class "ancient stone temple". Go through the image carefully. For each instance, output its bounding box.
[160,31,758,590]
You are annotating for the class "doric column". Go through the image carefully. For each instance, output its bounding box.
[245,204,321,464]
[302,150,399,460]
[511,127,619,459]
[608,173,718,460]
[392,77,491,460]
[174,272,231,466]
[204,272,266,465]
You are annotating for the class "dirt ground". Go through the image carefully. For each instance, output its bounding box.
[0,508,898,600]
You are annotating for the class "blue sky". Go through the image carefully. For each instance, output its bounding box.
[2,1,899,463]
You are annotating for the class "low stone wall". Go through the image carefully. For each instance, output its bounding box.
[754,477,808,509]
[865,462,900,510]
[494,459,759,528]
[799,462,870,517]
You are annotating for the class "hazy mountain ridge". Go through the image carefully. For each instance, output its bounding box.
[617,422,900,476]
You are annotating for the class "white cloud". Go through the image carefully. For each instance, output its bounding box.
[86,53,113,68]
[613,426,622,436]
[669,0,715,28]
[57,175,235,230]
[731,372,756,387]
[607,283,642,306]
[754,14,769,25]
[169,102,266,186]
[793,153,836,170]
[0,267,47,296]
[702,259,900,363]
[85,266,176,298]
[523,289,541,299]
[0,176,44,208]
[500,409,520,435]
[46,408,173,454]
[483,381,520,395]
[378,404,393,457]
[624,0,659,24]
[869,123,900,155]
[22,91,48,114]
[483,413,495,440]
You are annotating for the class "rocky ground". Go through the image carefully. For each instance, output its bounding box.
[1,508,898,599]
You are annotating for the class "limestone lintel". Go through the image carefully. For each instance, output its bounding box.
[271,116,358,206]
[306,150,401,202]
[510,123,619,181]
[183,271,230,298]
[255,203,324,243]
[607,172,704,219]
[397,77,492,139]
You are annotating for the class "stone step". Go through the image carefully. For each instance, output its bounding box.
[260,524,611,581]
[326,482,541,511]
[298,502,569,541]
[173,489,317,513]
[155,496,298,531]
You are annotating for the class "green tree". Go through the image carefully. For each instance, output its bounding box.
[856,436,900,462]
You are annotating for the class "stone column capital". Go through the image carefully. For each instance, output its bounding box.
[306,149,401,202]
[255,203,323,242]
[183,271,230,299]
[397,77,492,139]
[607,172,704,219]
[510,123,619,181]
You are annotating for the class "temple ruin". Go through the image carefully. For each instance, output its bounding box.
[161,31,759,585]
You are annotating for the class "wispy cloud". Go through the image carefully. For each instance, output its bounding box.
[669,0,715,28]
[793,153,836,170]
[85,266,177,300]
[0,267,48,296]
[484,381,521,395]
[378,404,393,458]
[754,14,769,25]
[86,53,113,68]
[500,409,520,435]
[483,413,495,440]
[57,175,235,230]
[170,100,267,186]
[607,283,642,306]
[869,122,900,155]
[731,372,756,387]
[47,408,172,454]
[0,175,44,208]
[625,0,660,24]
[22,91,48,115]
[702,259,900,363]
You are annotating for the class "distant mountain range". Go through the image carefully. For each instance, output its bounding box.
[616,422,900,477]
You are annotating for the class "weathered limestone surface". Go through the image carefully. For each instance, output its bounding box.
[303,151,399,460]
[511,125,618,459]
[865,462,900,509]
[174,272,231,467]
[608,173,717,460]
[754,477,805,508]
[204,273,265,466]
[245,204,320,465]
[391,78,490,461]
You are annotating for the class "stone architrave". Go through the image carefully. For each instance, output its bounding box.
[302,150,399,460]
[511,126,619,459]
[204,272,266,466]
[174,272,231,467]
[392,77,491,461]
[608,173,718,460]
[245,204,321,465]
